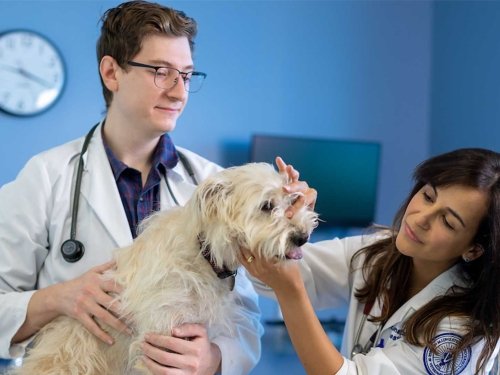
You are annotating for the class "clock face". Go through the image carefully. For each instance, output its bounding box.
[0,30,65,116]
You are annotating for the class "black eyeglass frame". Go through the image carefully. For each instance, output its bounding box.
[127,61,207,93]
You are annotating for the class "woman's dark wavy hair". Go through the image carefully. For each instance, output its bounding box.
[353,148,500,374]
[96,0,198,108]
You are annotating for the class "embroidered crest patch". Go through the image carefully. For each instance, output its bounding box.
[423,333,471,375]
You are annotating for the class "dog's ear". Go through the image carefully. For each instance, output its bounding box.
[195,177,234,222]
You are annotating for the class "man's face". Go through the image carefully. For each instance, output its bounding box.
[112,35,193,137]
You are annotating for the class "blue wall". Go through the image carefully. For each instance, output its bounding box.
[430,0,500,153]
[4,0,500,373]
[0,0,434,227]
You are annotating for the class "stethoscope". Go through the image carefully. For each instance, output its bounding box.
[351,301,384,358]
[60,123,198,263]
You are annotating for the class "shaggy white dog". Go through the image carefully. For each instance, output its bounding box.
[15,162,318,375]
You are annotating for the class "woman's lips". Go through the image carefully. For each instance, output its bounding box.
[404,222,422,243]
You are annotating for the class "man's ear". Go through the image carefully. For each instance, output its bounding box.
[99,55,120,92]
[462,244,485,262]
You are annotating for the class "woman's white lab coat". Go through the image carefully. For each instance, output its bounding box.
[253,233,499,374]
[0,123,263,374]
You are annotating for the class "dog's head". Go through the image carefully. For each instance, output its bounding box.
[189,162,318,270]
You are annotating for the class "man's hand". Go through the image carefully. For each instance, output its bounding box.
[57,261,130,345]
[11,261,130,345]
[142,323,222,375]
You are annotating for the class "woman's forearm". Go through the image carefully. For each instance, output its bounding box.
[275,282,345,375]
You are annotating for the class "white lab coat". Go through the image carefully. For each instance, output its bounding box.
[253,233,499,375]
[0,122,263,374]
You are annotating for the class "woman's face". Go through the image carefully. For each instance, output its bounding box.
[396,184,488,273]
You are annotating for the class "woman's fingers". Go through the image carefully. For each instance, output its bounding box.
[302,186,317,209]
[275,156,287,173]
[275,156,317,212]
[238,248,255,266]
[276,156,300,182]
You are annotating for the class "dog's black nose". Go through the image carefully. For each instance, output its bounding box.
[290,233,309,247]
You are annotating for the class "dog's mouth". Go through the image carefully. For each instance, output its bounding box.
[285,246,303,260]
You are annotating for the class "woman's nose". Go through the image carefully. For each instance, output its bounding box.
[414,209,432,230]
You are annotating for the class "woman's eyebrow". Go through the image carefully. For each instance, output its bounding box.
[432,186,466,228]
[446,207,466,228]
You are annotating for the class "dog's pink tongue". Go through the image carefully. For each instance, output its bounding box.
[285,247,303,260]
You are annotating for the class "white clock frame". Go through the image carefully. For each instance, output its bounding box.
[0,29,66,117]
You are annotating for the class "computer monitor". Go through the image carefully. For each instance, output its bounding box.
[250,134,381,228]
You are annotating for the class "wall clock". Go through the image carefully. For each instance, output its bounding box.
[0,29,66,116]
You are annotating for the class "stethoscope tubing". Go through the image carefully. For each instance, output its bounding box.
[351,313,369,357]
[351,301,384,358]
[69,124,98,241]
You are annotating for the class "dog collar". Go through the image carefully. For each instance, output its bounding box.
[199,238,237,291]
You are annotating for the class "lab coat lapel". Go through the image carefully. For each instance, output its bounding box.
[79,125,133,248]
[160,169,197,209]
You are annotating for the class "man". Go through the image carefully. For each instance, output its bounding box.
[0,2,262,373]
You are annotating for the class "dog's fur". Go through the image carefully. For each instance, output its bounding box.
[15,162,318,375]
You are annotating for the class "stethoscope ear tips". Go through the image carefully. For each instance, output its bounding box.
[61,239,85,263]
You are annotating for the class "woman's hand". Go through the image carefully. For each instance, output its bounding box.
[275,156,317,218]
[56,261,130,345]
[239,248,303,294]
[141,323,221,375]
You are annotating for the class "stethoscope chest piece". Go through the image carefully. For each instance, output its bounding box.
[60,124,97,263]
[61,239,85,263]
[351,343,365,358]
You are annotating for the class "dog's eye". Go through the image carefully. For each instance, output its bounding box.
[261,201,274,212]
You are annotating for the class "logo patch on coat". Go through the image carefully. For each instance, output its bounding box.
[423,333,471,375]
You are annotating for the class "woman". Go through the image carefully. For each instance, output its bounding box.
[243,148,500,374]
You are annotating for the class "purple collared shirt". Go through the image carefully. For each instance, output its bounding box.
[104,133,179,238]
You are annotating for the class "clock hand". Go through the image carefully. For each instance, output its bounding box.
[0,63,53,88]
[18,67,54,88]
[0,63,20,74]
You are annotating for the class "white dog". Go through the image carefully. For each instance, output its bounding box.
[15,162,318,375]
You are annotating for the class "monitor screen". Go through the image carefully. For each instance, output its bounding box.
[250,134,381,228]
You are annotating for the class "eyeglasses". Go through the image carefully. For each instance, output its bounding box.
[127,61,207,93]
